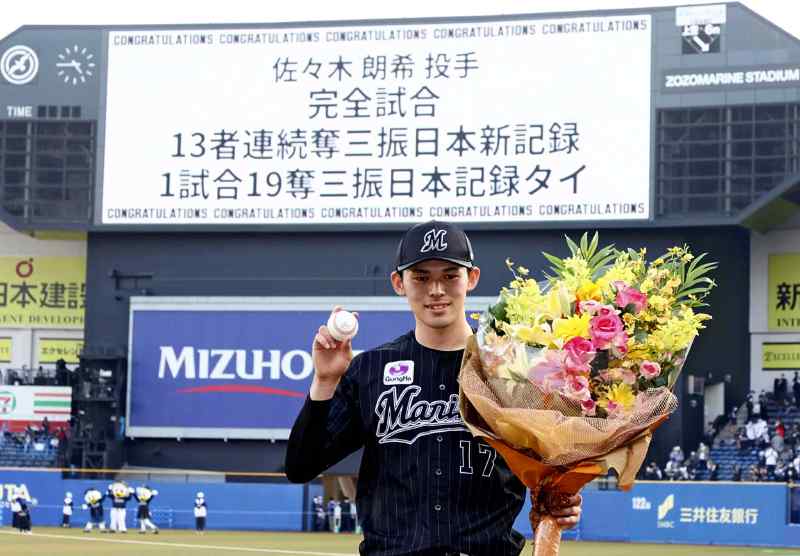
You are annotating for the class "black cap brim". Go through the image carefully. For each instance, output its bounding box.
[396,256,473,272]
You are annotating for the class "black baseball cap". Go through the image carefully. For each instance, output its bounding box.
[394,220,474,272]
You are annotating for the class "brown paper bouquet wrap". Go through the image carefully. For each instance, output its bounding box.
[459,335,674,554]
[454,234,717,555]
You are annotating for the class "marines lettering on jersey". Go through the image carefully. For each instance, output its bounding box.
[374,385,465,445]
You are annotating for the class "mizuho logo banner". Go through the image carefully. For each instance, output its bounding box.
[128,308,416,438]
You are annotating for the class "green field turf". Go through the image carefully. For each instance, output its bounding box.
[1,528,799,555]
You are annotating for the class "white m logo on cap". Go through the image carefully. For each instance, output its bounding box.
[420,229,448,253]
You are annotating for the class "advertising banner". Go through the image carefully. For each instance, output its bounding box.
[0,386,72,423]
[768,253,800,331]
[38,338,84,364]
[0,257,86,329]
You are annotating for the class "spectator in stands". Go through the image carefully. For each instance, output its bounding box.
[754,416,770,448]
[697,443,710,471]
[41,417,50,436]
[775,374,789,404]
[759,390,770,420]
[669,445,684,465]
[746,391,755,420]
[789,424,800,450]
[736,427,750,451]
[643,461,663,480]
[786,461,798,483]
[685,451,701,480]
[55,359,70,387]
[773,427,786,453]
[707,462,719,481]
[765,446,779,479]
[732,464,743,482]
[664,459,680,480]
[793,372,800,408]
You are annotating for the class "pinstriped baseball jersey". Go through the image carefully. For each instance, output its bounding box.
[286,331,526,556]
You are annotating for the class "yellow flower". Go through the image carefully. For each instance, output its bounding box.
[649,295,669,312]
[552,313,591,340]
[513,324,554,347]
[600,383,636,410]
[517,266,530,276]
[576,279,602,301]
[665,277,680,290]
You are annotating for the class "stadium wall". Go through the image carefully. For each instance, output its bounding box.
[0,470,320,531]
[2,470,798,547]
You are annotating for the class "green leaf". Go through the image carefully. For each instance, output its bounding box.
[542,251,564,268]
[488,299,508,324]
[589,232,599,258]
[565,235,580,257]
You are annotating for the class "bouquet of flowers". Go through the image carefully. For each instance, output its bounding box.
[458,233,716,555]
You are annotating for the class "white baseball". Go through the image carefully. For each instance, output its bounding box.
[327,310,359,341]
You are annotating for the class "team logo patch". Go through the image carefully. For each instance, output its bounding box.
[420,228,448,253]
[383,360,414,385]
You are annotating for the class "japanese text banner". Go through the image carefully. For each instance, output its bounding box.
[0,257,86,329]
[102,16,652,226]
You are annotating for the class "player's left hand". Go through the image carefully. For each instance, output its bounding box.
[550,494,582,529]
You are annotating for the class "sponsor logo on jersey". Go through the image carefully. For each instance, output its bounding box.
[383,360,414,385]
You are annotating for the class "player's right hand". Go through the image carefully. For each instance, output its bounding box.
[312,307,358,385]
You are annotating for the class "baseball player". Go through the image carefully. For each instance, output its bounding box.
[286,220,582,555]
[193,492,207,533]
[82,487,107,532]
[134,486,159,534]
[62,492,73,528]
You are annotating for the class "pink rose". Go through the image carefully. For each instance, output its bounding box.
[620,368,637,385]
[528,350,567,392]
[611,332,629,358]
[563,337,596,371]
[596,304,618,317]
[614,281,648,314]
[640,360,661,380]
[581,398,597,416]
[563,373,591,402]
[590,313,624,350]
[578,300,601,315]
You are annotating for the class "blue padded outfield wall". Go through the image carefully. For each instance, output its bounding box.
[0,470,321,531]
[1,471,799,547]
